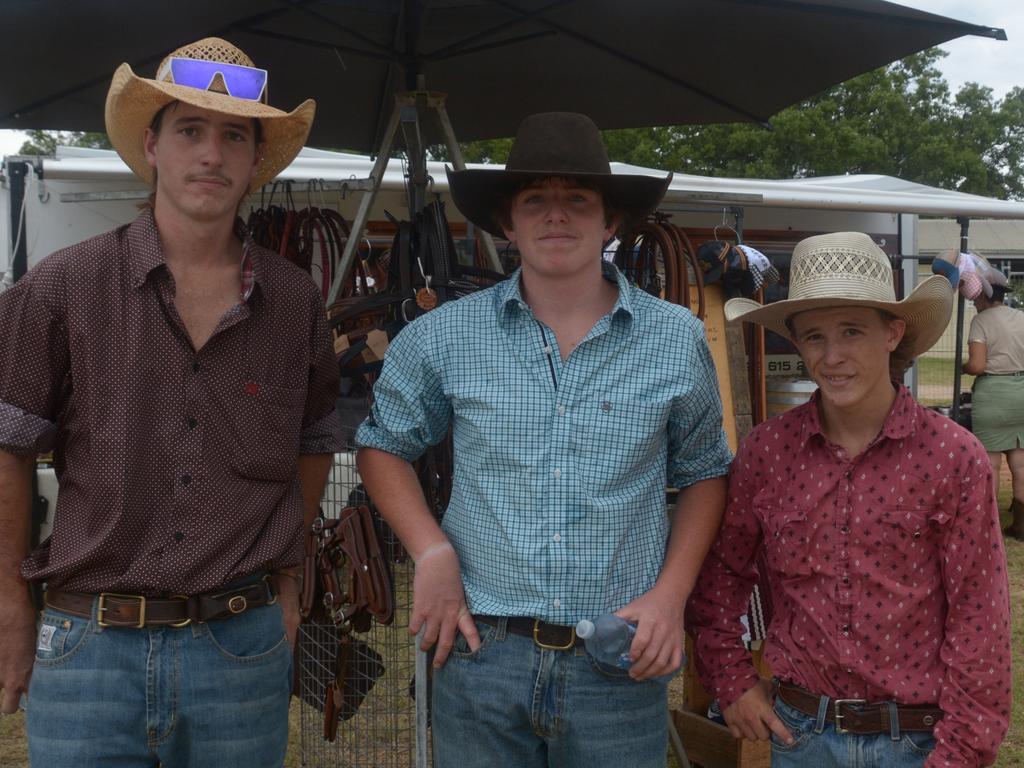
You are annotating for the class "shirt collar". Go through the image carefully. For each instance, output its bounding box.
[496,260,636,325]
[126,208,262,302]
[799,382,918,449]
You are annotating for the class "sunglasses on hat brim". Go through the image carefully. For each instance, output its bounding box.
[156,56,268,102]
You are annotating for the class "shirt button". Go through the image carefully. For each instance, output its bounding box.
[186,417,198,429]
[841,576,850,585]
[543,345,553,355]
[552,598,561,609]
[557,405,566,416]
[181,474,192,486]
[840,525,850,534]
[191,360,201,373]
[553,533,562,543]
[553,468,562,479]
[173,532,184,542]
[601,401,612,412]
[842,624,851,633]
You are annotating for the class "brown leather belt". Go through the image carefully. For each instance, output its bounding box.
[776,682,943,735]
[45,576,277,628]
[476,615,583,651]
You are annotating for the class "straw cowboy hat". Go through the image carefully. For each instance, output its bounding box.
[725,231,953,359]
[446,112,672,237]
[105,37,315,190]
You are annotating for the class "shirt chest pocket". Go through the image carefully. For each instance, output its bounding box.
[759,505,816,579]
[873,507,948,584]
[577,399,668,490]
[231,384,306,481]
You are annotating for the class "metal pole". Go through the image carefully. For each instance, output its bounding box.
[327,105,402,304]
[435,100,503,273]
[415,628,429,768]
[7,159,30,282]
[952,216,970,422]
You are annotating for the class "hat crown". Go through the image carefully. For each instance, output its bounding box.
[788,232,896,302]
[154,38,255,95]
[505,112,612,176]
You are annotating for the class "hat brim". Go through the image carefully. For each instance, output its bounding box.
[105,63,315,190]
[446,167,672,238]
[725,274,954,360]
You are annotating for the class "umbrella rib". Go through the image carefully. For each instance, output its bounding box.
[425,31,558,63]
[722,0,1006,41]
[424,0,575,60]
[241,28,396,63]
[270,0,400,56]
[484,0,767,123]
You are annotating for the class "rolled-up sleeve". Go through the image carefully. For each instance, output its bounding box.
[667,331,732,488]
[0,266,69,455]
[355,317,451,462]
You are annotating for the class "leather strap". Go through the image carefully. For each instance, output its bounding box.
[476,615,584,650]
[776,682,943,735]
[46,577,276,628]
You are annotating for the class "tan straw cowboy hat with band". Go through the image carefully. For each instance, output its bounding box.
[446,111,672,238]
[725,231,954,360]
[105,37,315,191]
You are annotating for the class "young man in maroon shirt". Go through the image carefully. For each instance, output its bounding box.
[0,38,339,767]
[687,232,1011,767]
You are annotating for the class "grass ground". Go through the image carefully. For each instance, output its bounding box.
[3,480,1022,767]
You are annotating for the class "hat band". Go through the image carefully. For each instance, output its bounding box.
[156,57,268,103]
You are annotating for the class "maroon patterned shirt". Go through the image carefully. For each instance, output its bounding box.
[0,210,340,595]
[687,386,1011,767]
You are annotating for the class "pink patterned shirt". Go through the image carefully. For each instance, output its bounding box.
[687,386,1011,767]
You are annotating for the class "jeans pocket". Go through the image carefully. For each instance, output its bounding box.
[449,618,498,660]
[202,604,289,663]
[901,731,937,757]
[770,699,813,753]
[34,609,93,667]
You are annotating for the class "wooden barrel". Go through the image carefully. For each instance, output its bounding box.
[766,377,818,419]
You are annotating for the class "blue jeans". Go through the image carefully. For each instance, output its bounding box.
[431,617,668,768]
[771,696,936,768]
[26,584,293,768]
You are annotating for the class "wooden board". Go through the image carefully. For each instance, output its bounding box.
[692,283,742,452]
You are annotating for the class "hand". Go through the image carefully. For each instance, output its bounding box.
[723,679,793,744]
[0,594,37,714]
[615,585,685,681]
[409,542,479,669]
[272,572,301,650]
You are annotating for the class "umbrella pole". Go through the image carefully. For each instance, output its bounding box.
[951,216,970,422]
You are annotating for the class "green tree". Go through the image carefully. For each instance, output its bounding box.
[18,130,111,155]
[459,49,1024,200]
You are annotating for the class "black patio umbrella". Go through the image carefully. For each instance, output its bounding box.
[0,0,1006,151]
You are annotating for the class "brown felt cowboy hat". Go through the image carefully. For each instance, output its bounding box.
[446,112,671,237]
[725,231,954,360]
[105,37,315,191]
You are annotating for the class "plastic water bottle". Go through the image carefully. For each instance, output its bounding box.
[576,614,635,668]
[575,614,678,682]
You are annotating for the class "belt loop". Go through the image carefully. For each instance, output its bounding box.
[495,616,508,642]
[886,701,901,741]
[814,694,829,734]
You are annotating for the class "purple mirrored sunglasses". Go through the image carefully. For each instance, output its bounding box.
[157,56,268,102]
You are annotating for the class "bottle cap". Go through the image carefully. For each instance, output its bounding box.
[575,619,595,639]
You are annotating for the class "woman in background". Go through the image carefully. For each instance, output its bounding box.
[964,282,1024,540]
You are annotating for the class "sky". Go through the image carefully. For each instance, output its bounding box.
[0,1,1020,159]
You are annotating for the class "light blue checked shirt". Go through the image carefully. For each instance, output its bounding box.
[356,263,732,624]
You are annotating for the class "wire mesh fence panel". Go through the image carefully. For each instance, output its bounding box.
[915,300,976,407]
[296,447,422,768]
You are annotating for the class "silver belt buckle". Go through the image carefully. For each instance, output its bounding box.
[833,699,866,734]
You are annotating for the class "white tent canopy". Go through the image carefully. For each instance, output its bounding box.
[35,146,1024,220]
